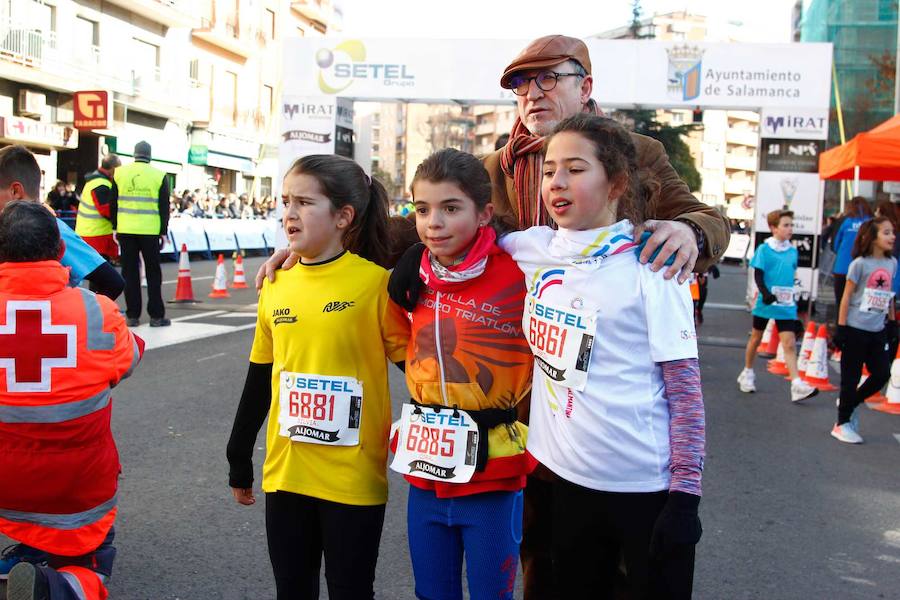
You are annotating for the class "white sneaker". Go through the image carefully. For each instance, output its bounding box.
[831,422,864,444]
[791,378,819,403]
[737,369,756,393]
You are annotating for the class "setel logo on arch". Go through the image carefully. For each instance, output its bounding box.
[316,40,415,94]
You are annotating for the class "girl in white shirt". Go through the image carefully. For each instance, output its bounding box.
[499,114,706,599]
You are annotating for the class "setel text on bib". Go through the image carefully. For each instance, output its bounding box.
[279,372,362,446]
[524,296,596,391]
[391,403,479,483]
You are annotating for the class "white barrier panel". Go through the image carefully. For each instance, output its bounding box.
[262,219,280,249]
[169,219,209,253]
[161,233,175,255]
[204,220,238,252]
[233,220,268,250]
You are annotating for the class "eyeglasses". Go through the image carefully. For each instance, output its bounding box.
[507,71,584,96]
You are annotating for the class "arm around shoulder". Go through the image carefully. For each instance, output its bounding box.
[635,134,730,270]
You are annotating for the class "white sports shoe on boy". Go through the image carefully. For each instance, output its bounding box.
[831,422,864,444]
[737,368,756,393]
[790,378,819,403]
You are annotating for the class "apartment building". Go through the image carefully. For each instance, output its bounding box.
[0,0,336,201]
[595,10,761,220]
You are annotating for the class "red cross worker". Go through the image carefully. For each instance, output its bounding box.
[0,200,144,600]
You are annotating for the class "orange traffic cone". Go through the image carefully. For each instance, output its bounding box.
[768,338,790,376]
[209,254,231,298]
[803,324,837,391]
[761,323,780,360]
[871,343,900,414]
[757,319,776,358]
[861,366,888,404]
[231,254,249,289]
[796,321,817,378]
[171,244,198,303]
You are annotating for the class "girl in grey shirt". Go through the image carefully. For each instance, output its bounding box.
[833,217,897,444]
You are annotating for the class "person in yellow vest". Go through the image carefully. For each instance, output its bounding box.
[112,141,171,327]
[76,154,121,263]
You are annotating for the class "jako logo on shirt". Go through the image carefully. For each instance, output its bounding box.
[323,301,355,313]
[272,308,297,326]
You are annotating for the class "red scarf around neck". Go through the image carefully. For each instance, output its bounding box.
[499,101,602,229]
[418,225,498,292]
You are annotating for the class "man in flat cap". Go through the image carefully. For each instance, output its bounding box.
[485,35,725,599]
[112,141,171,327]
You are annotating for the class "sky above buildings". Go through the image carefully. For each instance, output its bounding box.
[339,0,796,43]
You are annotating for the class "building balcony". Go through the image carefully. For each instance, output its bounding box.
[291,0,332,28]
[724,177,756,196]
[475,122,495,136]
[724,154,757,172]
[0,20,192,119]
[191,16,254,59]
[101,0,195,28]
[725,128,758,147]
[727,110,760,123]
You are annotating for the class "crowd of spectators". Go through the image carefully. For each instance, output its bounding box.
[169,189,277,220]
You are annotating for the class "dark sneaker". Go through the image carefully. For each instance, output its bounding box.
[6,562,50,600]
[126,318,140,327]
[0,545,47,581]
[150,317,171,327]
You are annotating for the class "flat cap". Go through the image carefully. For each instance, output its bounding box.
[500,35,592,89]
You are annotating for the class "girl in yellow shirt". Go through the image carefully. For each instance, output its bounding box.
[226,155,408,600]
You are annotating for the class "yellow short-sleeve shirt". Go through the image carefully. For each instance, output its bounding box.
[251,251,409,505]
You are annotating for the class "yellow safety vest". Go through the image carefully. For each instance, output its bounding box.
[75,176,113,237]
[113,161,165,235]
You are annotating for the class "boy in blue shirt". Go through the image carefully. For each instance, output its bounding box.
[738,210,819,402]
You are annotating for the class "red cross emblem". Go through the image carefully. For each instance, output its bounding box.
[0,301,77,392]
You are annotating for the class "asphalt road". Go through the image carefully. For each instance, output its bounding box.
[3,258,900,599]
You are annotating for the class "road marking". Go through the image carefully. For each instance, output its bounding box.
[876,554,900,564]
[197,352,227,362]
[884,529,900,549]
[217,312,257,318]
[704,302,748,311]
[699,336,746,348]
[131,321,257,350]
[839,576,875,586]
[162,275,214,285]
[172,311,226,322]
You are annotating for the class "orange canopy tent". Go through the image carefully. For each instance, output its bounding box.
[819,114,900,181]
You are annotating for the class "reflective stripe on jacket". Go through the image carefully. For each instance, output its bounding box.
[113,161,164,235]
[0,261,143,555]
[76,175,113,237]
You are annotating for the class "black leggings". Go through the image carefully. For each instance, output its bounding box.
[833,274,847,316]
[838,326,891,424]
[551,478,695,600]
[265,491,385,600]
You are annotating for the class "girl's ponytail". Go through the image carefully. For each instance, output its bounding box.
[344,176,390,268]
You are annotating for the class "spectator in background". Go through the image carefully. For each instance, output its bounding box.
[227,193,240,218]
[46,179,78,212]
[832,197,873,313]
[494,132,510,150]
[875,200,900,295]
[252,196,265,217]
[265,196,277,218]
[214,195,230,218]
[239,195,254,219]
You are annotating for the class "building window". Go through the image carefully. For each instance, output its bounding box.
[132,38,160,80]
[260,177,272,198]
[216,69,238,126]
[74,17,98,63]
[265,8,276,40]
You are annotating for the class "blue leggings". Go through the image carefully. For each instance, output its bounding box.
[407,486,523,600]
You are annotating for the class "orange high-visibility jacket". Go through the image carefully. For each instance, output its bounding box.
[0,261,143,556]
